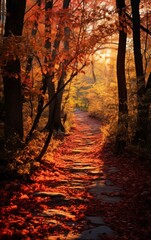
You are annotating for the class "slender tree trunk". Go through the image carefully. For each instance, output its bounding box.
[3,0,26,140]
[25,0,41,77]
[54,66,66,132]
[53,0,71,131]
[35,63,86,161]
[45,31,62,131]
[116,0,128,152]
[91,59,97,83]
[0,0,6,36]
[46,76,55,130]
[131,0,149,143]
[46,0,71,132]
[53,25,70,132]
[25,0,54,142]
[25,75,47,144]
[23,0,41,119]
[43,0,56,131]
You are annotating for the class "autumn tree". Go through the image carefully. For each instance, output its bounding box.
[44,0,71,133]
[25,0,41,79]
[25,0,70,143]
[0,0,116,161]
[115,0,128,152]
[130,0,151,143]
[3,0,26,141]
[44,0,55,131]
[52,0,71,132]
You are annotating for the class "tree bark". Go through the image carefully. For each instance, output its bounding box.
[25,0,41,77]
[91,59,97,83]
[3,0,26,140]
[116,0,128,152]
[25,0,54,142]
[46,0,71,132]
[53,25,70,132]
[130,0,149,142]
[44,0,56,131]
[54,66,66,132]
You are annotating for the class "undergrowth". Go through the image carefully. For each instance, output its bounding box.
[0,131,64,180]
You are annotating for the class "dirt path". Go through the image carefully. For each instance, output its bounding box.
[0,110,151,239]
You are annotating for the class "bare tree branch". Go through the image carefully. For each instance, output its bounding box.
[125,12,151,36]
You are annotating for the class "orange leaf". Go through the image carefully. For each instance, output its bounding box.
[20,194,29,200]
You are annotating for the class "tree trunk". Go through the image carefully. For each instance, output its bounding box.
[53,25,70,132]
[45,75,55,130]
[91,59,97,83]
[116,0,128,152]
[25,0,55,141]
[130,0,149,143]
[25,0,41,77]
[46,0,71,132]
[54,68,66,132]
[43,0,56,131]
[3,0,26,140]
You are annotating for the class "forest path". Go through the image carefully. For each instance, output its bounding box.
[1,110,150,239]
[32,109,121,239]
[1,109,121,240]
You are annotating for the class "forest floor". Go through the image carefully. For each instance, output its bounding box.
[0,109,151,240]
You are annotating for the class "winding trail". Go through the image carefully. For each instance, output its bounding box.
[1,110,122,239]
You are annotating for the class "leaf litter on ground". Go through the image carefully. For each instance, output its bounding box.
[0,110,151,239]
